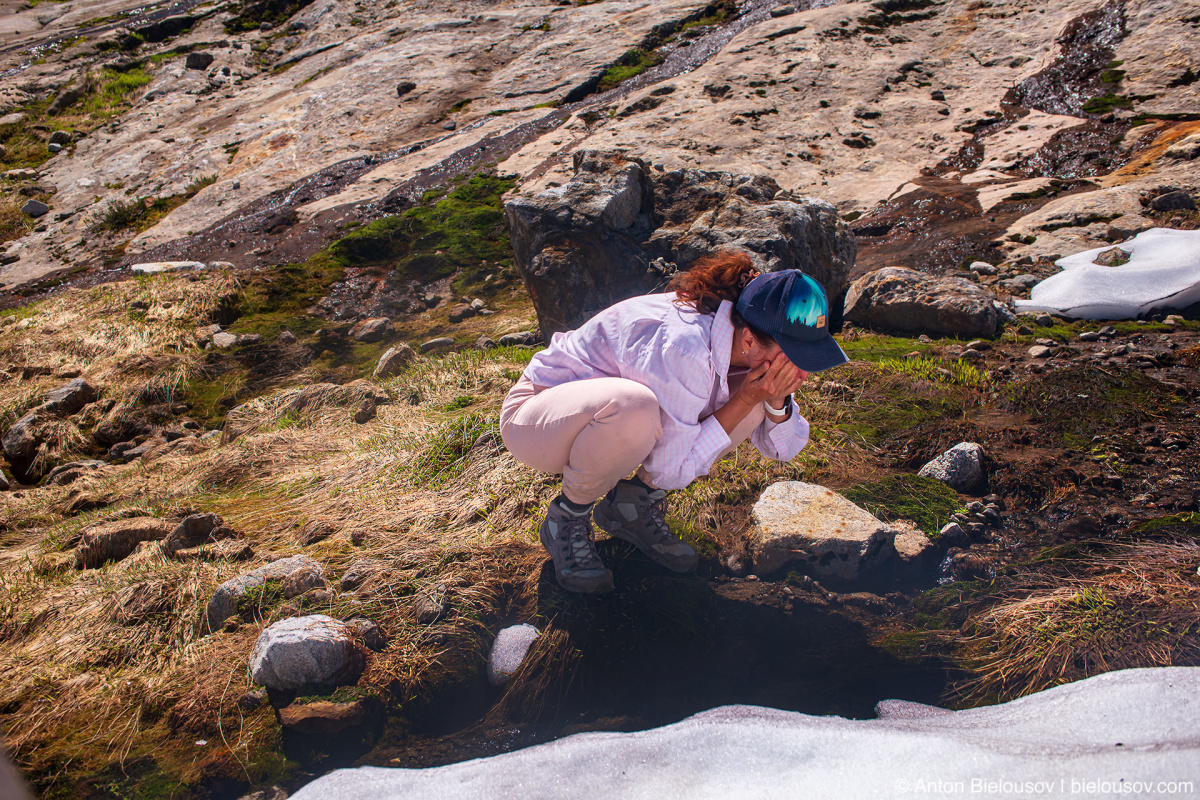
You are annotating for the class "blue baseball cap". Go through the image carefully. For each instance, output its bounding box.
[735,270,849,372]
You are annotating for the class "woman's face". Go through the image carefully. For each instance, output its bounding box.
[746,337,785,370]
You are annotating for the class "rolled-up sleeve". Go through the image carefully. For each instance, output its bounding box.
[751,397,810,462]
[640,349,733,490]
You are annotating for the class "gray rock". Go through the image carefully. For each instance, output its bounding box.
[1150,191,1195,212]
[43,378,97,415]
[747,481,896,580]
[297,519,337,545]
[239,333,262,346]
[345,617,386,651]
[419,337,454,353]
[373,344,416,379]
[968,261,997,275]
[1001,274,1040,291]
[396,81,417,97]
[843,267,1011,338]
[281,565,327,598]
[891,522,934,562]
[505,150,855,340]
[0,471,8,491]
[497,331,538,347]
[442,119,457,131]
[353,397,376,424]
[938,522,969,548]
[278,330,297,344]
[47,87,84,115]
[47,143,63,154]
[350,317,391,343]
[162,513,232,556]
[186,52,215,70]
[48,130,71,145]
[75,517,175,568]
[448,304,476,323]
[487,623,540,687]
[130,261,207,274]
[1034,313,1054,326]
[196,324,222,343]
[249,615,363,691]
[1079,331,1100,341]
[42,459,106,486]
[1028,345,1052,358]
[475,335,496,349]
[769,5,796,17]
[412,584,447,624]
[211,332,238,348]
[205,555,323,632]
[21,200,49,218]
[918,442,985,493]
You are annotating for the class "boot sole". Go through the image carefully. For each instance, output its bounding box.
[593,507,698,573]
[539,524,614,594]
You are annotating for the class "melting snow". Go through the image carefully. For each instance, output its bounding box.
[1015,228,1200,319]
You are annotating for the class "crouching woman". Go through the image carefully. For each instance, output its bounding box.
[500,250,848,593]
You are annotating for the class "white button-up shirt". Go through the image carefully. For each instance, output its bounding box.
[522,293,810,490]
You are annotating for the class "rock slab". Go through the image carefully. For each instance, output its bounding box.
[250,615,362,691]
[289,667,1200,800]
[747,481,896,580]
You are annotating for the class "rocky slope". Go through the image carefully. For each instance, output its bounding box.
[0,0,1199,798]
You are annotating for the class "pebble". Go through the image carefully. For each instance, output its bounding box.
[420,337,454,353]
[1035,314,1054,327]
[1079,331,1100,342]
[1028,345,1052,358]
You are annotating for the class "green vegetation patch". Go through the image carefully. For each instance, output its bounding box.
[680,0,737,32]
[596,48,664,93]
[838,333,932,362]
[90,175,217,234]
[1001,365,1181,447]
[842,473,963,536]
[1082,93,1133,114]
[326,174,516,294]
[1130,512,1200,537]
[225,0,317,33]
[408,413,500,486]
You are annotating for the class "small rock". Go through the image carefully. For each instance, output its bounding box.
[278,330,297,344]
[249,615,363,691]
[442,120,456,131]
[130,261,207,274]
[1099,325,1117,336]
[938,522,970,548]
[420,337,454,353]
[892,523,934,562]
[196,323,222,343]
[237,688,266,711]
[1079,331,1100,342]
[1150,191,1195,212]
[297,519,337,545]
[345,617,386,650]
[497,331,539,347]
[42,459,106,486]
[205,555,323,632]
[965,339,991,351]
[918,442,986,493]
[1016,324,1035,336]
[212,332,238,348]
[279,699,369,734]
[47,142,63,154]
[186,52,215,70]
[396,81,417,97]
[353,397,376,424]
[48,130,71,145]
[487,623,540,687]
[349,317,391,343]
[162,513,234,556]
[340,560,372,591]
[1034,314,1054,327]
[1028,345,1052,358]
[769,4,796,17]
[76,517,175,568]
[21,200,49,217]
[475,335,496,349]
[969,261,997,276]
[1093,246,1130,267]
[413,584,447,624]
[448,304,476,323]
[373,344,415,379]
[281,565,327,598]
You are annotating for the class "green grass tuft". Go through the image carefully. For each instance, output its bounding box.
[842,473,963,536]
[596,49,664,93]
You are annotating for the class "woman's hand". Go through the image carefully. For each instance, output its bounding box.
[737,358,808,409]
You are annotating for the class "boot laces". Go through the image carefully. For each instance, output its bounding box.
[645,490,672,539]
[562,513,604,569]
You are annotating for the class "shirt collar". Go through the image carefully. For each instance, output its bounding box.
[712,300,735,398]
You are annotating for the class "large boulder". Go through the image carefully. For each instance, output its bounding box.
[505,150,856,339]
[75,517,175,568]
[844,267,1013,338]
[205,555,323,632]
[249,615,364,691]
[747,482,896,581]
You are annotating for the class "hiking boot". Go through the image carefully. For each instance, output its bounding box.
[593,481,699,573]
[539,498,614,594]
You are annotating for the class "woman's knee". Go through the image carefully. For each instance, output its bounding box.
[598,382,662,442]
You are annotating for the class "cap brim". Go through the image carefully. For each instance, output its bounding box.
[775,333,849,373]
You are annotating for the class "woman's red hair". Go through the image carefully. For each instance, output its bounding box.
[668,250,757,314]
